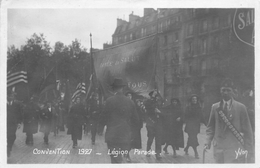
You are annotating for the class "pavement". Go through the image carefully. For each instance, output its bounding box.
[6,124,214,164]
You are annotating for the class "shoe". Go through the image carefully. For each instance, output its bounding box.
[163,148,169,154]
[184,148,189,155]
[155,154,162,160]
[126,156,131,163]
[92,141,95,145]
[44,141,49,145]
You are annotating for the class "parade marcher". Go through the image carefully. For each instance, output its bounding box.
[144,91,163,160]
[97,100,106,135]
[58,101,66,131]
[7,92,22,157]
[39,101,53,145]
[123,92,143,163]
[205,78,254,163]
[88,92,101,145]
[102,78,139,163]
[23,96,39,145]
[184,94,204,159]
[162,98,184,158]
[67,97,86,148]
[51,101,59,136]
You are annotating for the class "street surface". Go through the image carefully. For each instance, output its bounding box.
[7,124,214,164]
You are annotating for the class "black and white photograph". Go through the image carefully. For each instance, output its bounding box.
[1,0,258,165]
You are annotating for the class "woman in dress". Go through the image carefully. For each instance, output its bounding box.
[184,94,204,159]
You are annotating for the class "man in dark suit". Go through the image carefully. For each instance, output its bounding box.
[23,96,39,145]
[88,92,101,145]
[39,102,53,145]
[67,97,86,148]
[7,92,22,157]
[103,78,139,163]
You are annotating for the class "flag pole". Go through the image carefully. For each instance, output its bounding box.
[154,9,159,94]
[85,33,93,100]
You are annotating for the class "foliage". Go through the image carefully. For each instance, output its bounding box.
[7,33,92,101]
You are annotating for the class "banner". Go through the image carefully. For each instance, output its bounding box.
[93,35,159,98]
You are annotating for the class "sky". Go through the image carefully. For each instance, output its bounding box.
[7,8,144,50]
[4,0,258,51]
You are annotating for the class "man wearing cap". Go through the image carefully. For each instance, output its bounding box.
[7,92,22,157]
[205,78,254,163]
[103,78,139,163]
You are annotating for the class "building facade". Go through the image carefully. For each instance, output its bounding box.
[104,8,254,120]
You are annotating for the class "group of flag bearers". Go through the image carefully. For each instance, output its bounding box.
[7,76,254,164]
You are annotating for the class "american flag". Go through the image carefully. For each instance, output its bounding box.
[7,71,28,88]
[71,82,86,101]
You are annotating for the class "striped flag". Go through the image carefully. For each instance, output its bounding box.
[71,82,86,101]
[7,71,28,88]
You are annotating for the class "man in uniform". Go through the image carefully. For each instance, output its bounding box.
[7,91,22,157]
[205,78,254,163]
[144,91,163,160]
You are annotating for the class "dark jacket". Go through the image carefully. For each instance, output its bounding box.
[161,103,184,148]
[39,107,53,133]
[7,101,23,134]
[184,103,203,134]
[23,102,39,134]
[144,98,161,127]
[130,100,144,149]
[88,98,101,121]
[103,93,139,150]
[67,103,86,140]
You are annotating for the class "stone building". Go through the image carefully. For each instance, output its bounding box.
[104,8,254,121]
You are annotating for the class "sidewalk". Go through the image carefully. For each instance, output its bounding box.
[7,124,214,164]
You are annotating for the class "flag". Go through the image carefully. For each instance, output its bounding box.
[71,82,86,101]
[93,34,157,98]
[7,71,28,88]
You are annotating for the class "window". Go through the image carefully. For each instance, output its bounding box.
[213,17,219,30]
[167,19,171,28]
[201,38,207,54]
[187,23,194,36]
[164,35,168,45]
[141,28,147,37]
[223,14,231,27]
[201,60,207,75]
[130,33,133,40]
[174,49,179,63]
[159,22,163,32]
[174,32,179,42]
[188,62,193,76]
[187,41,193,56]
[152,25,156,33]
[211,35,219,52]
[201,19,208,33]
[124,35,127,42]
[176,15,181,22]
